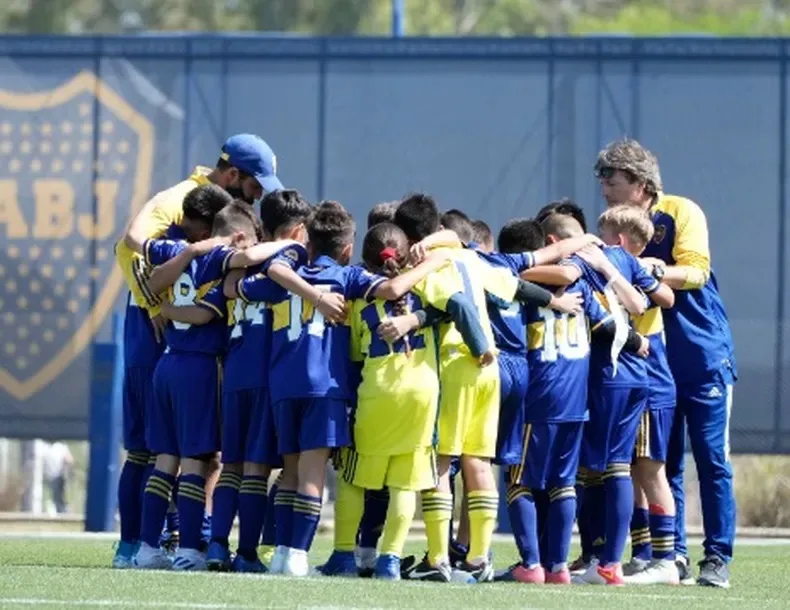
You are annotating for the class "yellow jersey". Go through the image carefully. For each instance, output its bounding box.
[114,166,212,313]
[350,295,440,456]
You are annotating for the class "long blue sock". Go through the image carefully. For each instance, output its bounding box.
[506,485,539,567]
[177,474,207,551]
[118,451,149,543]
[261,481,278,547]
[237,475,268,560]
[140,470,175,547]
[547,487,576,570]
[649,508,676,560]
[630,506,652,561]
[575,469,592,559]
[602,464,633,566]
[210,470,241,547]
[142,455,155,501]
[291,493,322,552]
[359,488,389,548]
[534,489,550,568]
[586,473,606,559]
[274,488,295,548]
[165,475,180,533]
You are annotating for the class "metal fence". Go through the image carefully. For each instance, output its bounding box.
[0,35,786,452]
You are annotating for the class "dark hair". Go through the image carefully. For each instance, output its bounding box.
[367,201,400,230]
[182,184,233,226]
[440,209,474,244]
[498,218,545,253]
[259,189,312,238]
[471,219,493,247]
[215,157,251,181]
[307,200,356,259]
[535,198,587,232]
[394,193,440,243]
[540,211,584,240]
[211,200,259,239]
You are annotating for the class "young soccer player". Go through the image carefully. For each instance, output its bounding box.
[367,201,400,228]
[470,219,495,253]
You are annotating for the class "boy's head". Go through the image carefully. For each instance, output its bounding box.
[307,200,356,264]
[394,193,440,244]
[535,198,588,232]
[471,219,494,252]
[541,212,583,244]
[498,218,545,253]
[439,208,474,245]
[597,204,654,256]
[211,200,260,249]
[367,201,400,230]
[181,184,234,242]
[259,189,312,243]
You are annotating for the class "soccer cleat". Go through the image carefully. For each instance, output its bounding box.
[283,548,310,577]
[355,546,377,578]
[132,542,173,570]
[232,554,268,573]
[111,541,138,569]
[172,548,207,571]
[317,550,358,577]
[622,556,650,576]
[624,559,680,585]
[402,556,452,583]
[697,555,730,589]
[269,546,289,575]
[494,563,545,584]
[399,554,417,576]
[572,562,624,585]
[545,567,571,585]
[675,555,696,585]
[374,553,401,581]
[569,554,596,575]
[205,541,232,572]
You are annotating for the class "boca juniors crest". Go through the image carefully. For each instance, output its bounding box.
[0,71,153,400]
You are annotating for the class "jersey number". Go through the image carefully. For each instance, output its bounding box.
[171,272,197,330]
[361,301,426,358]
[287,285,332,342]
[230,298,266,339]
[537,308,589,363]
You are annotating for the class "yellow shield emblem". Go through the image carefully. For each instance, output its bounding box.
[0,70,153,400]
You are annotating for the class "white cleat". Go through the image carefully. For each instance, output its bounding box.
[570,556,598,576]
[172,548,207,571]
[622,556,650,576]
[284,548,310,577]
[132,543,173,570]
[269,546,289,575]
[625,559,680,585]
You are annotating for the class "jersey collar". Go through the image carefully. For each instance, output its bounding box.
[189,166,213,185]
[311,254,340,268]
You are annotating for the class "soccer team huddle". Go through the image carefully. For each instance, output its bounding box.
[112,135,737,589]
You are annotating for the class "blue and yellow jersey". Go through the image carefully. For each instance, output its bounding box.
[350,293,440,456]
[526,279,611,423]
[641,193,736,383]
[267,254,386,404]
[114,167,211,312]
[143,240,232,355]
[632,304,676,408]
[563,246,658,387]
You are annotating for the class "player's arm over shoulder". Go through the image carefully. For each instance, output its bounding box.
[663,196,711,290]
[123,179,195,252]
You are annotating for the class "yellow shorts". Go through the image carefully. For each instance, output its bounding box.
[437,353,500,458]
[340,446,437,492]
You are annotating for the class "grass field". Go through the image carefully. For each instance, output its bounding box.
[0,536,787,609]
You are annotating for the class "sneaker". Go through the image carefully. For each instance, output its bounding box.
[172,548,207,571]
[625,559,680,585]
[133,542,173,570]
[355,546,377,578]
[622,556,650,576]
[374,553,401,581]
[317,550,358,577]
[269,546,289,575]
[112,541,138,569]
[569,555,596,575]
[462,559,494,583]
[494,563,545,584]
[545,567,571,585]
[675,555,696,585]
[402,556,452,583]
[697,555,730,589]
[283,548,309,577]
[572,562,624,585]
[232,554,268,573]
[205,541,232,572]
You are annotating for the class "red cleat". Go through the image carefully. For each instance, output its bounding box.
[545,567,571,584]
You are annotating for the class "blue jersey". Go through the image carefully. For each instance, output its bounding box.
[633,304,676,408]
[563,246,659,387]
[525,280,611,423]
[226,244,309,392]
[267,254,386,404]
[143,240,232,355]
[477,250,535,355]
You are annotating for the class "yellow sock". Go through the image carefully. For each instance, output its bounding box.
[379,488,417,557]
[334,477,365,552]
[421,490,453,565]
[467,490,498,564]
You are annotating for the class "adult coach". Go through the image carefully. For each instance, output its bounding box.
[593,139,736,589]
[112,134,282,568]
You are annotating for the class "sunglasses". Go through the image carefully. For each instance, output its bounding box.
[594,166,616,179]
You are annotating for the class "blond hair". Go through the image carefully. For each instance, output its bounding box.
[595,138,663,196]
[598,204,654,249]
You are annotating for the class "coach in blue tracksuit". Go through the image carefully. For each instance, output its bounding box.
[593,138,737,589]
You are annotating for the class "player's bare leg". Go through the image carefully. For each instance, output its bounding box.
[460,455,498,582]
[170,456,211,571]
[206,461,242,571]
[271,454,299,574]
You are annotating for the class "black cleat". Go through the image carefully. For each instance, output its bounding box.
[402,556,451,582]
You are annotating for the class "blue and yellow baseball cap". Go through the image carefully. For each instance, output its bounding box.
[220,133,283,192]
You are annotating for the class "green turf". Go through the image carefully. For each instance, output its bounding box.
[0,538,785,609]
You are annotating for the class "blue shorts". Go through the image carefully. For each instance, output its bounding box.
[123,366,155,452]
[273,398,351,455]
[634,407,675,463]
[582,385,648,472]
[148,352,221,459]
[222,388,283,467]
[514,421,583,490]
[494,352,529,466]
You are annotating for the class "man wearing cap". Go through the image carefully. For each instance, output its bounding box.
[594,138,736,589]
[112,134,282,569]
